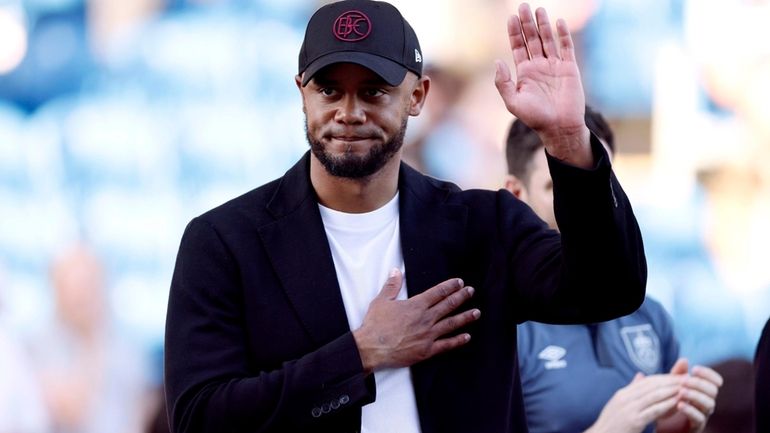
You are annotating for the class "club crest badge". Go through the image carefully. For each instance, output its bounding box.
[333,10,372,42]
[620,324,660,374]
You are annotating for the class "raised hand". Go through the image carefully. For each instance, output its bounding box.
[352,269,480,373]
[495,3,592,168]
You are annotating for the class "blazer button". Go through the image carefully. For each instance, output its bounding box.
[311,407,322,418]
[330,400,340,410]
[339,394,350,405]
[321,403,331,413]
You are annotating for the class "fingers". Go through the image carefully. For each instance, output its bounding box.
[434,308,481,336]
[414,277,480,342]
[377,268,403,300]
[679,386,716,417]
[359,275,480,370]
[639,394,680,423]
[494,60,516,112]
[432,285,475,319]
[429,332,472,357]
[677,400,708,428]
[494,59,513,89]
[631,377,682,408]
[555,19,575,62]
[417,277,466,307]
[428,306,482,357]
[692,365,724,388]
[684,375,720,399]
[512,4,562,60]
[613,374,684,415]
[507,15,529,64]
[669,357,689,375]
[535,7,559,59]
[679,369,721,416]
[597,375,682,430]
[517,3,543,58]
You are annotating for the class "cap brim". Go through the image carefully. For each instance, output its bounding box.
[301,51,408,87]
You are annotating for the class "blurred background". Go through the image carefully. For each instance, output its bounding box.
[0,0,767,431]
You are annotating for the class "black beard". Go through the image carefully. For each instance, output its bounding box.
[306,118,407,179]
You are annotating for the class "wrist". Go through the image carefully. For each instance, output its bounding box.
[352,328,377,374]
[540,125,593,169]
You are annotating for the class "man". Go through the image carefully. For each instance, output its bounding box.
[505,110,723,433]
[164,1,647,432]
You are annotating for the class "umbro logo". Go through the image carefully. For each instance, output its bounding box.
[538,345,567,370]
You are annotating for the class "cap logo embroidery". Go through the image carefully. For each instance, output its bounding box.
[333,10,372,42]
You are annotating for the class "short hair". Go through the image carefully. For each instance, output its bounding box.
[505,106,614,181]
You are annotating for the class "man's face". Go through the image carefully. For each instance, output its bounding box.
[297,63,427,178]
[522,149,558,230]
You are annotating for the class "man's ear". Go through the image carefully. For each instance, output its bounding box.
[504,174,528,201]
[295,75,307,113]
[408,75,431,116]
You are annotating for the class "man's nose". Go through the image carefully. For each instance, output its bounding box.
[334,94,366,124]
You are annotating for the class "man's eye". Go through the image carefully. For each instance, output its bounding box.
[364,89,384,97]
[320,88,335,96]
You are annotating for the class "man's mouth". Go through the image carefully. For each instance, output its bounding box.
[331,135,370,142]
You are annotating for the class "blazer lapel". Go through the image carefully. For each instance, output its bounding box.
[258,153,351,346]
[398,163,469,429]
[398,163,469,298]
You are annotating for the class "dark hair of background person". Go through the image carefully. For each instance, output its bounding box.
[505,106,615,179]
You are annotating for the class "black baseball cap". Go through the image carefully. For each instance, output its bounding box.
[298,0,423,87]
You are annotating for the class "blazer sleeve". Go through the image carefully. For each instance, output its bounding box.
[510,134,647,323]
[164,218,374,433]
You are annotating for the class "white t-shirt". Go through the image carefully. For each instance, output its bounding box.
[319,192,421,433]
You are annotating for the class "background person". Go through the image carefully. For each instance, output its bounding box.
[30,243,151,433]
[505,109,723,433]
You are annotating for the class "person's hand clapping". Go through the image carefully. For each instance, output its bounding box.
[584,372,683,433]
[656,359,723,433]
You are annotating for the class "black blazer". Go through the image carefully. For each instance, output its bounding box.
[165,144,646,433]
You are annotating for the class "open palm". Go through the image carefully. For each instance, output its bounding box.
[495,4,586,144]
